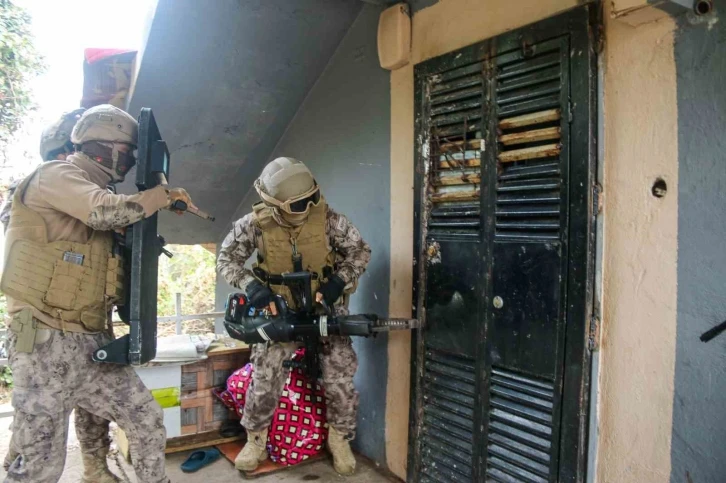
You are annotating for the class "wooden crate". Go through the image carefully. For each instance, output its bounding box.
[117,342,250,459]
[180,346,250,435]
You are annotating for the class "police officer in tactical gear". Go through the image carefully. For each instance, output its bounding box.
[1,104,193,483]
[1,108,124,482]
[0,108,86,232]
[217,157,371,475]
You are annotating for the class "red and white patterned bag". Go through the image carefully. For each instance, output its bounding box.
[214,348,328,465]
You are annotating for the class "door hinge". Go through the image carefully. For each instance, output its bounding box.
[588,314,601,352]
[593,183,603,217]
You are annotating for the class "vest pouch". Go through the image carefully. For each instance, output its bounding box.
[80,309,107,332]
[43,259,85,310]
[105,255,125,304]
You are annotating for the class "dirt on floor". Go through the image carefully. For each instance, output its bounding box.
[0,411,398,483]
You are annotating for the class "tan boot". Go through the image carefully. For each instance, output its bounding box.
[80,449,122,483]
[235,429,269,472]
[327,426,356,475]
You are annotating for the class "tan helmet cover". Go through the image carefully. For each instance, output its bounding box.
[39,108,85,160]
[71,104,138,146]
[255,157,316,204]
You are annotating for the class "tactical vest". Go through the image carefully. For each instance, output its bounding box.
[252,200,340,311]
[0,171,125,332]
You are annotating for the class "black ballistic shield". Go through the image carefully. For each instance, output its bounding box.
[93,108,169,365]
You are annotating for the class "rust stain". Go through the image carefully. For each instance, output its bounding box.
[498,108,561,130]
[435,174,481,186]
[430,190,480,203]
[438,138,482,153]
[498,143,562,163]
[499,126,561,146]
[439,158,481,169]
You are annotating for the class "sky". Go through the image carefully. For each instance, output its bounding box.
[2,0,155,181]
[0,0,155,266]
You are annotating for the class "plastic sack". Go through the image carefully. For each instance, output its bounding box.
[213,348,328,465]
[213,363,252,418]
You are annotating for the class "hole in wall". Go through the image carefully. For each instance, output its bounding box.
[694,0,713,16]
[652,178,667,198]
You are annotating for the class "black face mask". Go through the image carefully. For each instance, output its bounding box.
[115,150,136,176]
[81,141,136,179]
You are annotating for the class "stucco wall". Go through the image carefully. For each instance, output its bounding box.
[596,4,680,483]
[215,4,392,465]
[671,3,726,481]
[386,0,579,478]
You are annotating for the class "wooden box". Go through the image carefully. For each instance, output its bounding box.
[180,346,249,435]
[116,341,250,459]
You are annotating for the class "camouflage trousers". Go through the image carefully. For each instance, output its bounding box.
[3,407,111,471]
[4,328,168,483]
[241,335,359,439]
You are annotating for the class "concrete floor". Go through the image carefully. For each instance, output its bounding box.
[0,411,394,482]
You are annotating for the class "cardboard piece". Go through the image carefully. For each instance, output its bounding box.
[216,440,327,478]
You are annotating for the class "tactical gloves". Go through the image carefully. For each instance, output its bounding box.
[246,280,275,309]
[317,274,346,307]
[165,187,193,214]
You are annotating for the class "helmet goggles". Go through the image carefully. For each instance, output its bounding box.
[256,179,321,214]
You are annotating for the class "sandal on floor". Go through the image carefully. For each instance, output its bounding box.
[180,447,221,473]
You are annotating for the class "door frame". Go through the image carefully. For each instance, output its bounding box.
[407,4,599,482]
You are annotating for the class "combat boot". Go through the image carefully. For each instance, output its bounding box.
[235,428,269,471]
[80,448,122,483]
[327,426,356,475]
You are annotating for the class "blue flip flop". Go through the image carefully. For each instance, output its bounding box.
[180,447,221,473]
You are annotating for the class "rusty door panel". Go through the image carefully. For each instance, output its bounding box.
[424,240,481,358]
[409,5,596,483]
[489,242,563,378]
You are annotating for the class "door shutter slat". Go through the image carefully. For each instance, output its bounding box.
[495,42,564,243]
[497,67,562,95]
[422,426,474,455]
[483,36,569,483]
[489,432,551,464]
[422,435,474,465]
[486,368,556,480]
[420,348,476,481]
[425,61,483,237]
[488,456,549,483]
[422,466,470,483]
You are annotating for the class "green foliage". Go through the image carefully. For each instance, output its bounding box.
[157,244,216,317]
[0,0,46,162]
[0,366,12,388]
[0,244,216,337]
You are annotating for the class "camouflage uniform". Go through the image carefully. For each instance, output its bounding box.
[3,154,171,483]
[5,329,166,482]
[217,208,370,439]
[2,178,118,478]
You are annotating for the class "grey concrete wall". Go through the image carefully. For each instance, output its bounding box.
[126,0,361,244]
[671,4,726,482]
[215,4,392,465]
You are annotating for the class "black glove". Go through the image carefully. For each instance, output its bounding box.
[317,274,346,307]
[245,280,274,309]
